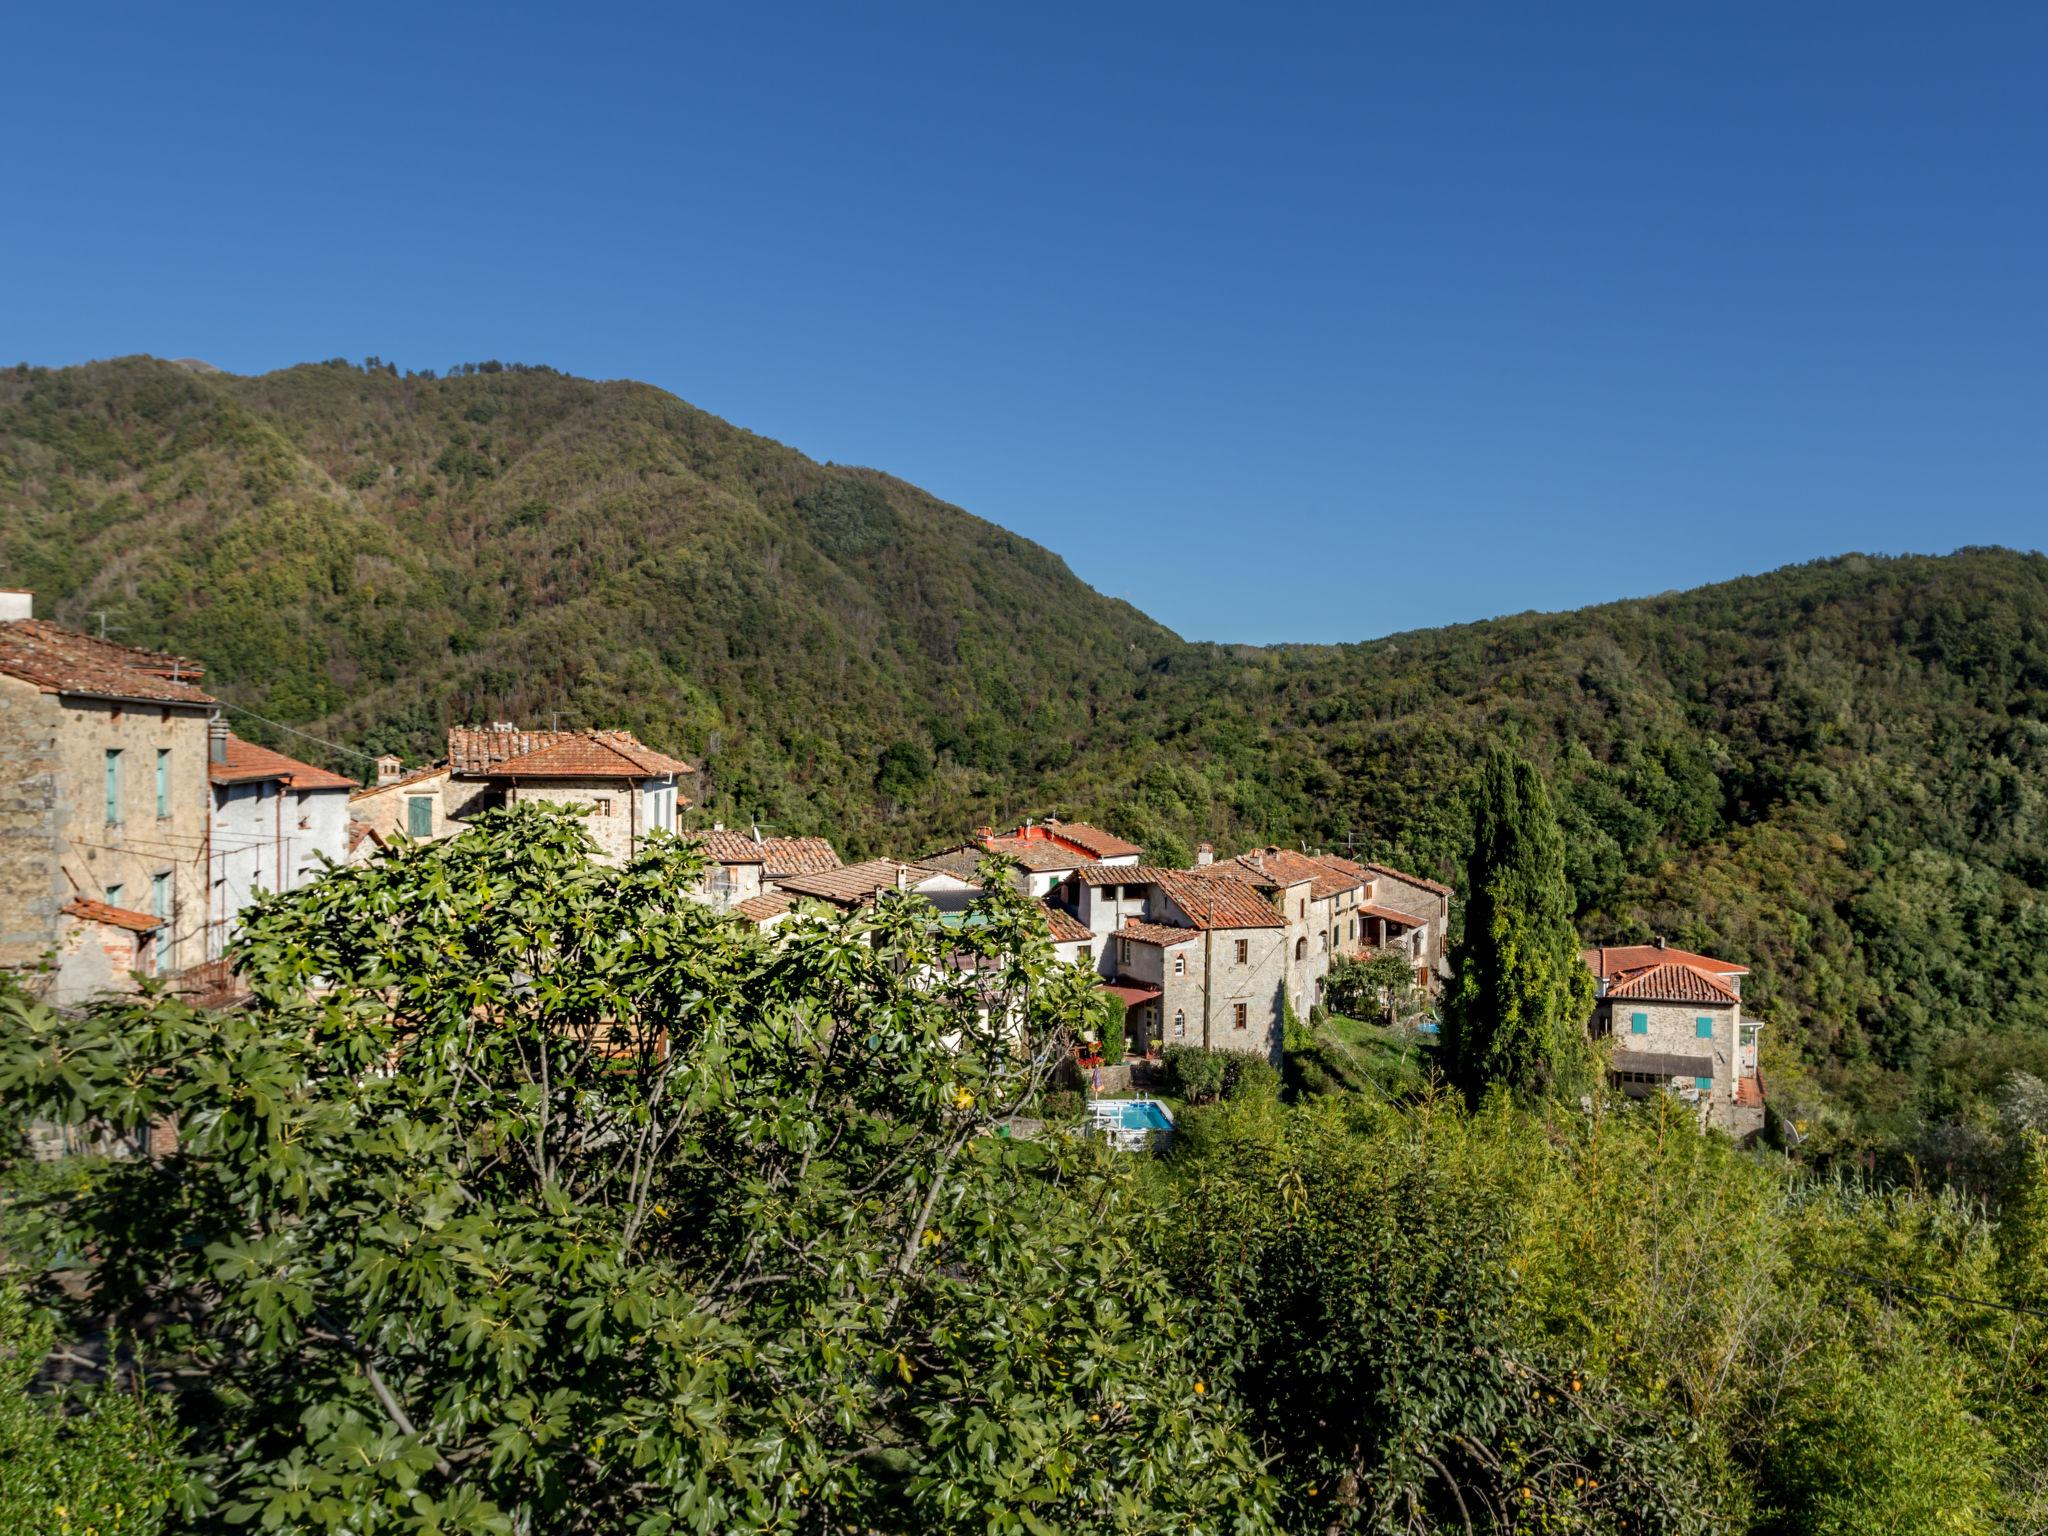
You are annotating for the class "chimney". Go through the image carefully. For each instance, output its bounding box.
[0,589,31,622]
[1196,841,1214,867]
[1654,934,1667,950]
[751,822,763,845]
[712,821,724,832]
[375,753,403,785]
[208,716,230,765]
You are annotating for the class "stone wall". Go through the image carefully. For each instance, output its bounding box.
[1596,996,1743,1126]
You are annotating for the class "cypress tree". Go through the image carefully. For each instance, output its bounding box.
[1442,746,1595,1107]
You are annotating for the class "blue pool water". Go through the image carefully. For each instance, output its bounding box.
[1102,1100,1173,1132]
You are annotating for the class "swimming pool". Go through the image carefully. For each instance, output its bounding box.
[1098,1099,1173,1132]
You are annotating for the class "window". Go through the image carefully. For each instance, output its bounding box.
[1233,1003,1248,1030]
[1173,1009,1185,1038]
[155,748,171,817]
[1235,938,1248,964]
[150,871,171,922]
[1295,937,1306,960]
[1694,1076,1713,1093]
[1630,1012,1649,1035]
[406,795,434,838]
[104,882,124,908]
[1298,899,1306,918]
[1119,938,1132,965]
[1173,953,1185,977]
[1348,919,1356,940]
[104,749,122,823]
[594,797,613,817]
[1321,931,1330,951]
[1695,1016,1714,1039]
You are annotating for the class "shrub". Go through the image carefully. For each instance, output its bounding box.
[1037,1089,1082,1122]
[1164,1044,1229,1104]
[1225,1056,1283,1102]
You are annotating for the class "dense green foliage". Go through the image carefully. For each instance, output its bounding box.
[8,813,2048,1531]
[0,808,1272,1535]
[5,356,2047,1143]
[1442,748,1597,1107]
[0,1278,191,1535]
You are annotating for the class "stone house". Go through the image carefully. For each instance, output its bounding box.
[0,595,217,1000]
[346,725,691,865]
[1584,940,1764,1136]
[347,760,456,852]
[1047,864,1289,1062]
[1361,862,1455,993]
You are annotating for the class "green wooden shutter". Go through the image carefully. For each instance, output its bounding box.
[155,748,171,818]
[104,749,122,823]
[407,795,434,837]
[1694,1075,1712,1093]
[1695,1016,1713,1038]
[1630,1012,1648,1035]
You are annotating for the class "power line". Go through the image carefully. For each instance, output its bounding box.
[211,697,381,767]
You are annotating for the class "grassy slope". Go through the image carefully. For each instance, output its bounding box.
[3,356,2046,1141]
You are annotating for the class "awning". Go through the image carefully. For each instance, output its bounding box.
[1099,981,1162,1007]
[1608,1049,1711,1079]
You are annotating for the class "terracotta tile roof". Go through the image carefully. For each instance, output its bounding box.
[1042,904,1094,944]
[1153,870,1286,930]
[693,829,766,864]
[1118,917,1199,947]
[1070,863,1186,887]
[1037,819,1143,859]
[346,819,383,856]
[1584,944,1747,978]
[1207,847,1366,902]
[0,620,216,706]
[1601,961,1739,1005]
[983,836,1094,873]
[349,764,448,800]
[1365,862,1454,898]
[208,733,357,790]
[61,896,162,933]
[775,857,920,906]
[760,837,841,876]
[448,725,693,778]
[735,889,795,923]
[465,729,693,780]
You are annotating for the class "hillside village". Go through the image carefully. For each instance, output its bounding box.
[1,593,1766,1135]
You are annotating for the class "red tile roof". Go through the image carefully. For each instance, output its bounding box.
[466,729,692,780]
[1207,847,1366,902]
[1070,863,1186,887]
[1038,819,1143,859]
[1584,944,1747,978]
[208,733,357,790]
[448,725,693,778]
[1118,917,1198,947]
[735,889,795,923]
[760,836,840,876]
[1153,870,1286,930]
[775,858,921,906]
[1042,904,1094,944]
[0,620,216,706]
[983,836,1094,872]
[61,896,162,933]
[1601,961,1740,1005]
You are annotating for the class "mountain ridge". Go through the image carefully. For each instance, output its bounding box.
[4,354,2046,1147]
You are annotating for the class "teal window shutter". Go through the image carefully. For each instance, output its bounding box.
[155,748,171,818]
[1630,1012,1648,1035]
[1694,1075,1712,1093]
[104,749,122,823]
[407,795,434,837]
[150,872,171,921]
[1695,1016,1714,1039]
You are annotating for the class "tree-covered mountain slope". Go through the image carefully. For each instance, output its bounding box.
[3,355,2045,1143]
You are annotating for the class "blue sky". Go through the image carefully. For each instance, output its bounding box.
[4,3,2043,643]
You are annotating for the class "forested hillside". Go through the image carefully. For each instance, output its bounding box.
[3,356,2045,1148]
